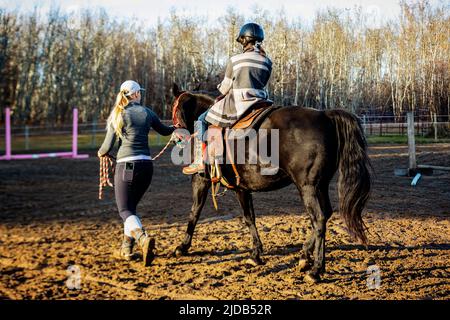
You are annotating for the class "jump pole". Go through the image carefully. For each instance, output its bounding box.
[0,107,89,160]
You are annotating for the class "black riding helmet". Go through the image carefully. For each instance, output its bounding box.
[236,23,264,45]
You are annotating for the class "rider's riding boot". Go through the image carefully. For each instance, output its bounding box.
[130,228,156,267]
[114,235,135,261]
[182,137,205,175]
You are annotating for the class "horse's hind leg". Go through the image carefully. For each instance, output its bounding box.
[236,190,264,265]
[299,184,332,283]
[174,174,210,257]
[298,185,332,272]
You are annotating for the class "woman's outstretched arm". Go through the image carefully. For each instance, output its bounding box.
[149,110,175,136]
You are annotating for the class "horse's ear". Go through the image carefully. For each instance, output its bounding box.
[172,83,181,97]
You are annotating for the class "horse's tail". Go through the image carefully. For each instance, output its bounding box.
[326,109,372,244]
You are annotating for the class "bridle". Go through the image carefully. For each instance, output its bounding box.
[171,91,189,129]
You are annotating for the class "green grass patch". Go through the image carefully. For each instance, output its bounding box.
[367,135,450,144]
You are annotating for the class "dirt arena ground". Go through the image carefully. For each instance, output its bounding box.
[0,144,449,300]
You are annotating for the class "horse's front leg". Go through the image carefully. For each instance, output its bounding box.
[174,174,210,257]
[236,190,264,265]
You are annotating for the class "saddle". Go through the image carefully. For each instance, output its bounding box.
[231,101,275,130]
[206,102,280,209]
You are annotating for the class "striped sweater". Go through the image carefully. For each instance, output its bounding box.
[205,48,272,127]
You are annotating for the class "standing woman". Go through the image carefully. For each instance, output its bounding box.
[98,80,174,266]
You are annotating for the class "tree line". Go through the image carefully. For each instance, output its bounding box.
[0,1,448,125]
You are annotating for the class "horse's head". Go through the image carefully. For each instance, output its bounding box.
[171,83,215,133]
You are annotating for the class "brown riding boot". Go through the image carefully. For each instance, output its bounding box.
[182,140,206,175]
[130,228,156,267]
[114,235,135,261]
[182,163,205,175]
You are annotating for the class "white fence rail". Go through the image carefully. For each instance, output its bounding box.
[360,114,450,138]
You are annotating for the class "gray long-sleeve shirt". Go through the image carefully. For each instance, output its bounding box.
[98,102,174,160]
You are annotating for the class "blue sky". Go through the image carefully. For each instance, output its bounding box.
[1,0,445,26]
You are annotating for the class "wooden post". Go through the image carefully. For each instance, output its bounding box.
[401,116,405,135]
[379,117,383,136]
[433,113,438,142]
[420,115,424,136]
[25,125,29,150]
[362,115,367,135]
[407,112,417,171]
[91,119,97,148]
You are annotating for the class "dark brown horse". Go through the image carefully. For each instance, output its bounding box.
[171,84,371,283]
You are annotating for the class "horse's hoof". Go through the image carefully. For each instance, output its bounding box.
[298,259,311,272]
[244,257,265,266]
[174,246,187,257]
[304,273,320,284]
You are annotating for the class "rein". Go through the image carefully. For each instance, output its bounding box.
[99,155,115,200]
[152,135,176,161]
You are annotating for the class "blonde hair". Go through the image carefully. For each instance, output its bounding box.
[108,89,129,138]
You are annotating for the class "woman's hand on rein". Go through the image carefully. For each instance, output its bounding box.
[173,131,190,142]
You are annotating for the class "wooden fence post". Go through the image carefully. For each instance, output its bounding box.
[25,125,29,150]
[362,115,367,135]
[91,119,97,148]
[407,112,417,171]
[433,113,438,142]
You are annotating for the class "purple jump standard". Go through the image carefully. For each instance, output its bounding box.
[0,107,89,160]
